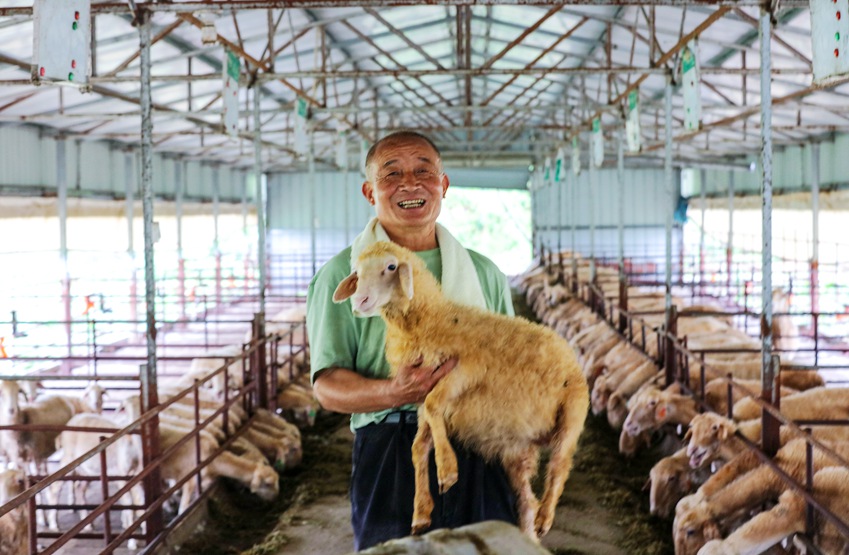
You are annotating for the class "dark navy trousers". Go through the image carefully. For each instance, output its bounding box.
[350,413,518,551]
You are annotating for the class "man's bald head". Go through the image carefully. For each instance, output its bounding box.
[364,131,442,182]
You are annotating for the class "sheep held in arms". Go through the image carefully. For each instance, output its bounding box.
[333,241,589,540]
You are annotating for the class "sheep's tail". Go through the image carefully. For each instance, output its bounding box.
[535,373,589,537]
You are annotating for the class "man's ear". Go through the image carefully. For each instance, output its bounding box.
[398,262,414,299]
[333,272,358,302]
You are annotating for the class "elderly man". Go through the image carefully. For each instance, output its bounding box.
[306,130,518,550]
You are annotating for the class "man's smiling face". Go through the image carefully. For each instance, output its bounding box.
[363,136,449,238]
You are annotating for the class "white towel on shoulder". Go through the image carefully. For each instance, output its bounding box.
[350,217,487,309]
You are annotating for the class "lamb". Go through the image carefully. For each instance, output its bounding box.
[0,467,27,555]
[333,241,589,540]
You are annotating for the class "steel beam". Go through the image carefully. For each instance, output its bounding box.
[138,10,164,543]
[253,88,267,313]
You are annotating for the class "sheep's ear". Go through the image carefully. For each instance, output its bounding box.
[398,261,414,299]
[682,428,693,444]
[333,272,358,302]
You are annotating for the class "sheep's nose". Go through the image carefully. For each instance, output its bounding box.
[357,296,369,308]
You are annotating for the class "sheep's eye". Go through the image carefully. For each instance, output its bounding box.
[387,264,397,271]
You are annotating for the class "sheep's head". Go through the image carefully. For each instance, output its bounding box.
[674,505,719,555]
[685,413,734,469]
[250,464,280,501]
[334,242,415,317]
[0,468,25,504]
[648,454,692,518]
[623,385,663,437]
[0,380,24,420]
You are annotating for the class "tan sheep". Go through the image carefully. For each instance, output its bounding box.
[0,467,27,555]
[622,383,698,439]
[333,241,589,540]
[674,438,849,555]
[698,466,849,555]
[732,386,849,422]
[647,448,711,519]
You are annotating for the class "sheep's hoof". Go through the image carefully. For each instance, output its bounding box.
[437,471,458,494]
[411,518,430,536]
[534,510,553,538]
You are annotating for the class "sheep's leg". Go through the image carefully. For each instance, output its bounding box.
[178,479,197,514]
[410,418,434,535]
[46,477,64,531]
[700,491,805,555]
[421,380,458,494]
[536,385,588,538]
[75,479,92,530]
[502,447,540,539]
[122,481,145,550]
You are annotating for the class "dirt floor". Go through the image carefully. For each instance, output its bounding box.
[177,293,676,555]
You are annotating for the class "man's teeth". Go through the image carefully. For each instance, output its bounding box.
[398,199,425,209]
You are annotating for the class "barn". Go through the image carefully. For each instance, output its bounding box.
[0,1,848,554]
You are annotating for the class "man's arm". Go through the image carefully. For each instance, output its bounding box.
[313,357,457,414]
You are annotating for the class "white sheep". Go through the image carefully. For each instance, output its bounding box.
[333,241,589,540]
[51,412,144,546]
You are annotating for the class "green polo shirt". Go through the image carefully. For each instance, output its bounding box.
[306,245,514,431]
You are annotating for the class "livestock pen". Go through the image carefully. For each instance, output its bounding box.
[2,1,849,554]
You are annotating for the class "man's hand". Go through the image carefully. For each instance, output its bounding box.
[391,356,458,405]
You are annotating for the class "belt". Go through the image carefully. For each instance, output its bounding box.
[381,411,417,424]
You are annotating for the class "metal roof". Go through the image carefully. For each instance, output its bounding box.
[0,0,844,175]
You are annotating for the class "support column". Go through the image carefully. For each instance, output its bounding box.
[810,143,820,316]
[727,171,735,294]
[570,155,577,292]
[699,168,706,295]
[664,77,673,313]
[309,135,317,276]
[240,169,250,296]
[213,167,222,306]
[138,11,163,542]
[253,89,267,314]
[617,131,625,277]
[125,151,138,330]
[57,137,72,363]
[759,7,779,456]
[589,157,596,283]
[175,160,186,320]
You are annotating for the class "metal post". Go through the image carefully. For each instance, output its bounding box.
[571,159,577,292]
[589,158,596,282]
[344,167,351,246]
[557,154,563,257]
[253,89,266,314]
[617,130,625,276]
[125,151,138,331]
[57,136,72,363]
[138,10,163,541]
[309,134,317,276]
[664,77,673,313]
[213,167,222,306]
[252,313,268,409]
[240,169,250,296]
[759,6,778,456]
[810,143,820,316]
[727,171,735,294]
[699,168,706,295]
[175,160,186,320]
